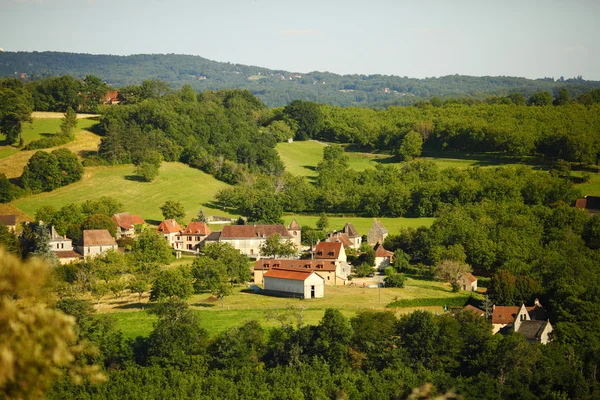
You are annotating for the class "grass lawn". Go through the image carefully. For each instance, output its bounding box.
[283,215,434,234]
[104,276,467,339]
[12,162,231,223]
[573,168,600,196]
[0,119,99,178]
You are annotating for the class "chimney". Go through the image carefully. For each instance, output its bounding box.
[534,298,541,307]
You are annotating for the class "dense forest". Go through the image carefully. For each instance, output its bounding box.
[2,51,600,107]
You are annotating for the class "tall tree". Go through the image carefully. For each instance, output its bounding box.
[283,100,323,140]
[160,200,186,224]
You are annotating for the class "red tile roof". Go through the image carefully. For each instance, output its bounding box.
[113,212,146,229]
[492,305,540,325]
[264,268,319,281]
[462,273,478,283]
[374,243,394,258]
[314,241,343,259]
[0,214,16,226]
[221,224,291,239]
[288,219,301,230]
[82,230,117,246]
[575,198,587,209]
[463,305,485,317]
[55,250,82,259]
[254,259,337,272]
[326,232,353,248]
[157,219,182,234]
[131,215,146,225]
[182,221,211,235]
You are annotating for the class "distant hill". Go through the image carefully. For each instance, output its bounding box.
[1,51,599,107]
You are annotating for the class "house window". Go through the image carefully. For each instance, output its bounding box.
[293,231,297,236]
[188,236,192,241]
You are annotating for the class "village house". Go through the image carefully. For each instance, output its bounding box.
[112,212,146,239]
[325,222,361,250]
[179,221,211,252]
[262,268,325,299]
[373,242,394,270]
[459,273,478,291]
[157,219,183,249]
[367,218,389,245]
[287,219,302,249]
[0,214,17,232]
[48,226,81,264]
[254,258,348,286]
[491,299,553,344]
[77,229,118,258]
[574,195,600,214]
[219,224,296,259]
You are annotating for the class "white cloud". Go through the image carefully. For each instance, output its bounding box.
[279,28,322,38]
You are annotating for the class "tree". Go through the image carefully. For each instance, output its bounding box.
[260,233,297,258]
[314,309,352,369]
[19,222,57,265]
[384,273,405,288]
[52,148,83,185]
[0,224,19,255]
[131,228,174,266]
[135,162,159,182]
[160,200,186,224]
[282,100,323,140]
[434,259,472,292]
[354,262,373,277]
[201,242,251,285]
[81,196,123,218]
[316,213,329,231]
[247,195,283,224]
[0,248,104,399]
[60,107,78,136]
[488,269,517,305]
[128,279,149,302]
[149,268,193,302]
[553,88,571,106]
[528,91,553,106]
[395,131,423,161]
[192,208,207,222]
[0,78,33,146]
[20,151,62,193]
[82,214,118,238]
[133,150,162,182]
[191,257,232,308]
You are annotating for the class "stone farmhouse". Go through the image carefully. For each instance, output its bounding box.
[262,268,325,299]
[373,242,394,271]
[491,299,553,344]
[77,229,118,258]
[112,212,146,239]
[459,273,478,292]
[325,222,361,250]
[49,225,81,264]
[218,223,299,259]
[367,218,389,245]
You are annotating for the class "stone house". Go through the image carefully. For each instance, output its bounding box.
[157,219,183,249]
[219,224,295,259]
[112,212,146,239]
[459,273,478,291]
[180,221,211,252]
[287,219,302,249]
[263,268,325,299]
[325,222,361,250]
[367,218,389,245]
[48,226,81,264]
[374,242,394,271]
[491,300,553,344]
[77,230,118,258]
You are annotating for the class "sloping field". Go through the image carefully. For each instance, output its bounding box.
[0,119,99,177]
[12,162,231,223]
[283,215,434,234]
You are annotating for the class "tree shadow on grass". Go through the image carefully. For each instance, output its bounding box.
[124,175,145,182]
[193,303,217,308]
[87,122,104,136]
[114,302,149,311]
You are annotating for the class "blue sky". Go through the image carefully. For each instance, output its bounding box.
[1,0,599,80]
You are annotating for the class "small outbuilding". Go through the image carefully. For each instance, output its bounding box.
[459,273,478,292]
[263,268,325,299]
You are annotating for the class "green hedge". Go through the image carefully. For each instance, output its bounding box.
[386,295,472,308]
[23,134,72,150]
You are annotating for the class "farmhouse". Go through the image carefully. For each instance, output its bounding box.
[459,273,478,292]
[219,224,296,258]
[367,218,389,245]
[313,241,351,280]
[77,229,118,258]
[491,300,553,344]
[157,219,183,249]
[0,214,17,232]
[254,258,347,286]
[48,225,81,264]
[263,268,324,299]
[373,242,394,271]
[112,212,146,239]
[180,221,211,252]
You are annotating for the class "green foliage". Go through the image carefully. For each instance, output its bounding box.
[0,78,33,145]
[135,162,160,182]
[395,131,423,161]
[82,214,118,238]
[60,107,78,136]
[0,224,19,255]
[200,242,251,285]
[315,213,329,231]
[149,268,194,302]
[387,295,472,308]
[131,228,174,266]
[160,200,186,224]
[20,149,83,194]
[0,173,24,203]
[283,100,324,140]
[384,273,405,288]
[22,132,74,151]
[354,262,373,277]
[259,233,297,258]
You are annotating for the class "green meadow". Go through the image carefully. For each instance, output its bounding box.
[282,215,434,234]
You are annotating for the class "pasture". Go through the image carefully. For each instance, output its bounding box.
[12,162,232,223]
[283,215,434,234]
[103,275,474,339]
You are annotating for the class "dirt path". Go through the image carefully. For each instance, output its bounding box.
[31,111,99,119]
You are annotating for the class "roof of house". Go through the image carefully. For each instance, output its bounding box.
[182,221,211,235]
[492,305,546,325]
[156,219,182,234]
[517,320,550,341]
[0,214,16,226]
[81,230,117,246]
[220,224,291,239]
[369,219,389,236]
[373,242,394,258]
[463,304,485,317]
[314,241,343,260]
[575,196,600,210]
[205,231,221,241]
[113,212,146,229]
[254,259,337,272]
[264,268,322,281]
[131,215,146,225]
[49,226,67,241]
[55,250,82,259]
[325,232,353,248]
[342,222,359,238]
[462,273,478,283]
[288,219,301,230]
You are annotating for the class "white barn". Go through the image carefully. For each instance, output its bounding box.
[263,268,325,299]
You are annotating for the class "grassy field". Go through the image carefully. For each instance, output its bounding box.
[283,215,434,234]
[573,168,600,196]
[103,276,470,339]
[12,162,231,223]
[276,141,547,178]
[0,119,99,178]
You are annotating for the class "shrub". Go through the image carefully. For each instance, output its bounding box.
[384,273,405,288]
